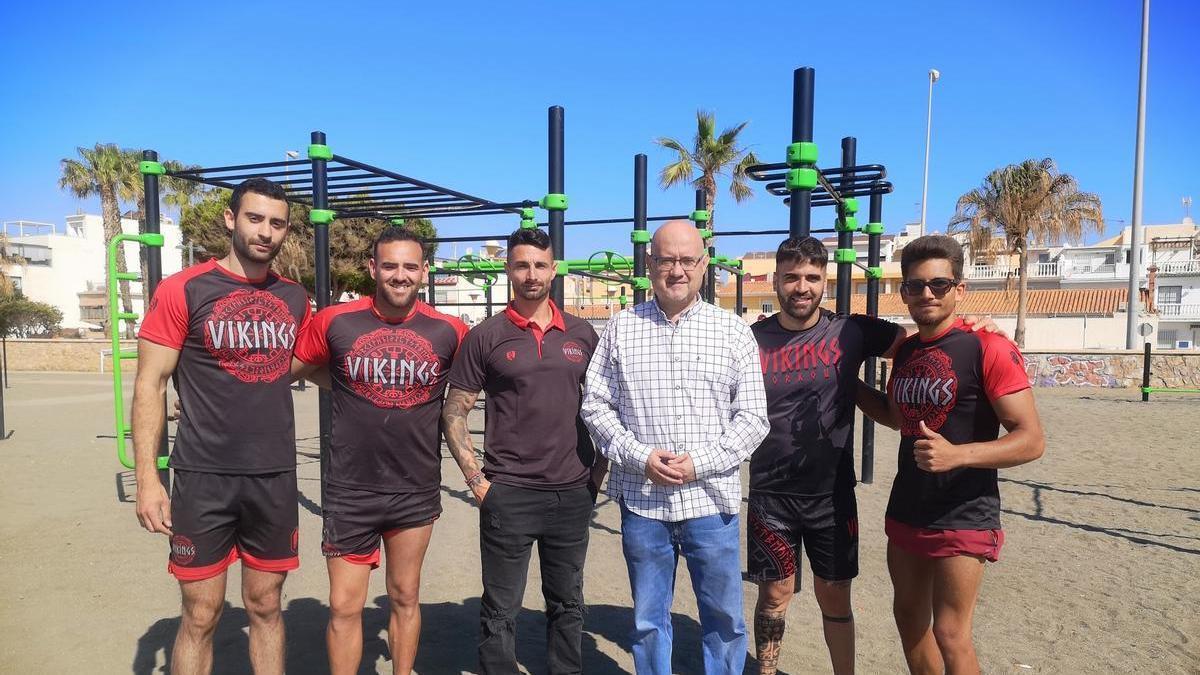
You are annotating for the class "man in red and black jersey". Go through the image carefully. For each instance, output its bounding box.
[132,178,311,675]
[291,226,466,675]
[442,228,603,675]
[859,235,1044,675]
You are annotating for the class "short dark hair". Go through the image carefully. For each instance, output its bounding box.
[229,178,289,217]
[900,235,964,280]
[775,236,828,268]
[372,225,429,261]
[507,228,551,253]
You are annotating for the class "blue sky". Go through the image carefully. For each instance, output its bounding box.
[1,0,1197,259]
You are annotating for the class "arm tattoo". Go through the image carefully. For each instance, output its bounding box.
[442,388,481,478]
[754,610,786,675]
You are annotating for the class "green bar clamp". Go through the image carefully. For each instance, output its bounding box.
[786,142,818,167]
[540,194,568,211]
[630,230,651,244]
[835,216,860,233]
[308,144,333,161]
[390,217,406,226]
[310,209,336,225]
[555,261,569,276]
[115,272,140,281]
[865,222,885,235]
[689,209,710,223]
[119,350,139,360]
[618,295,628,307]
[632,276,651,290]
[698,228,713,240]
[865,266,883,279]
[118,312,139,322]
[138,160,165,176]
[835,248,857,264]
[785,168,818,191]
[842,198,859,215]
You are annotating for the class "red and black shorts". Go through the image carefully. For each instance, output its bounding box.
[168,470,299,581]
[321,484,441,568]
[885,517,1005,562]
[746,488,859,587]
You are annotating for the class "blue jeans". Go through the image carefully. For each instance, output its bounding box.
[620,502,747,674]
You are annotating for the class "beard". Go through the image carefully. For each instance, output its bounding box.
[377,281,419,311]
[515,282,550,302]
[778,290,820,324]
[231,231,281,264]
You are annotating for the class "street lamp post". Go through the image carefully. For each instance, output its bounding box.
[285,150,300,190]
[1126,0,1150,349]
[920,68,940,237]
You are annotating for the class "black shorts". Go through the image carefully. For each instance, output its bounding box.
[168,470,299,581]
[321,484,441,568]
[746,488,859,586]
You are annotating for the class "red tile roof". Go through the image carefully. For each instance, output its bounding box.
[815,288,1129,317]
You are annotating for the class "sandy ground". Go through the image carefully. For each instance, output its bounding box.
[0,372,1196,674]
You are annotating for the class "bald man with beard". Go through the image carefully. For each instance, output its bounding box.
[581,221,769,675]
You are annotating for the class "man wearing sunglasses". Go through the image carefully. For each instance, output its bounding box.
[858,235,1044,675]
[581,220,769,675]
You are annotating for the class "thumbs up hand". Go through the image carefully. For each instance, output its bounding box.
[914,420,961,473]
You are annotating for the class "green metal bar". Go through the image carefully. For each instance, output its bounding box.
[108,232,164,471]
[1142,387,1200,394]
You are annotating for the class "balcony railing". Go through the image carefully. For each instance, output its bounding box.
[966,262,1061,280]
[1156,260,1200,276]
[1157,303,1200,320]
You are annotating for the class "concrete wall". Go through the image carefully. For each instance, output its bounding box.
[3,339,136,373]
[1022,350,1200,389]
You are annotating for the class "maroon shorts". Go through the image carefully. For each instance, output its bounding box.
[885,517,1004,562]
[321,483,441,569]
[168,470,299,581]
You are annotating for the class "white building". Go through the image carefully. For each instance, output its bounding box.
[2,214,183,333]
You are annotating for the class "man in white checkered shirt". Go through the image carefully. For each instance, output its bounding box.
[582,220,769,675]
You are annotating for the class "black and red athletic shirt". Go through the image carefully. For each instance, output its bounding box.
[750,310,902,496]
[139,259,312,474]
[448,301,599,489]
[292,297,467,493]
[885,318,1030,530]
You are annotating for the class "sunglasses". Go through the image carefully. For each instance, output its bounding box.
[900,278,960,296]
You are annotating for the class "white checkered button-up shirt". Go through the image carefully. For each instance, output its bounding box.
[581,298,769,522]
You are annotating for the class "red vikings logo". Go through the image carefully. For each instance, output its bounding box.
[204,289,297,383]
[561,341,586,364]
[505,350,517,361]
[170,535,197,565]
[891,347,958,436]
[344,327,441,408]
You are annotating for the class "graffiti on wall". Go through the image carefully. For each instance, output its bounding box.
[1024,354,1121,388]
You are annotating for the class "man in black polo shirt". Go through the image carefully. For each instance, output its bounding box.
[442,228,603,675]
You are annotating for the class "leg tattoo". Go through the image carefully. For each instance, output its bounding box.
[755,610,787,675]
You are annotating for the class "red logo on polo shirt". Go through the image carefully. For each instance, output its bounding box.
[344,327,442,409]
[892,347,958,436]
[505,350,517,361]
[203,289,297,383]
[561,341,585,363]
[170,535,197,565]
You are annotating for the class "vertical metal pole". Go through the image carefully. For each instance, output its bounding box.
[427,268,436,306]
[486,283,494,318]
[311,131,332,499]
[861,189,884,484]
[142,150,168,485]
[548,106,566,308]
[920,69,940,238]
[633,154,648,305]
[1142,341,1152,402]
[1126,0,1150,349]
[695,189,714,303]
[2,334,7,388]
[836,138,856,314]
[789,67,815,238]
[736,271,744,319]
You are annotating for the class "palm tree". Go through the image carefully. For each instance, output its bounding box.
[948,158,1104,347]
[655,110,759,226]
[60,144,136,338]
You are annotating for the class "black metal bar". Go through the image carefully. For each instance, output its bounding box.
[334,154,522,215]
[836,138,856,315]
[366,207,519,220]
[321,185,434,198]
[283,177,403,191]
[327,191,447,204]
[748,163,888,183]
[790,67,815,237]
[330,196,466,209]
[634,154,648,305]
[1,335,6,388]
[426,267,436,305]
[701,188,717,304]
[711,228,838,237]
[166,159,310,176]
[142,150,168,485]
[549,106,566,307]
[427,234,514,244]
[170,165,356,183]
[486,283,495,318]
[1142,342,1152,402]
[861,186,883,485]
[312,131,333,507]
[736,271,744,320]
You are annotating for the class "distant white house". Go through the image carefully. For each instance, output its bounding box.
[2,214,183,333]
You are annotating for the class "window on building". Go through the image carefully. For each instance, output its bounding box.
[856,283,867,294]
[1158,286,1182,305]
[761,302,774,314]
[434,291,450,304]
[1158,329,1178,349]
[1103,253,1116,266]
[1037,252,1050,263]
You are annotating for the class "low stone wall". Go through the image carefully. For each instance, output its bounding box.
[1022,350,1200,389]
[2,339,136,373]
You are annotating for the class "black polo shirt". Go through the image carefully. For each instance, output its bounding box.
[448,301,599,489]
